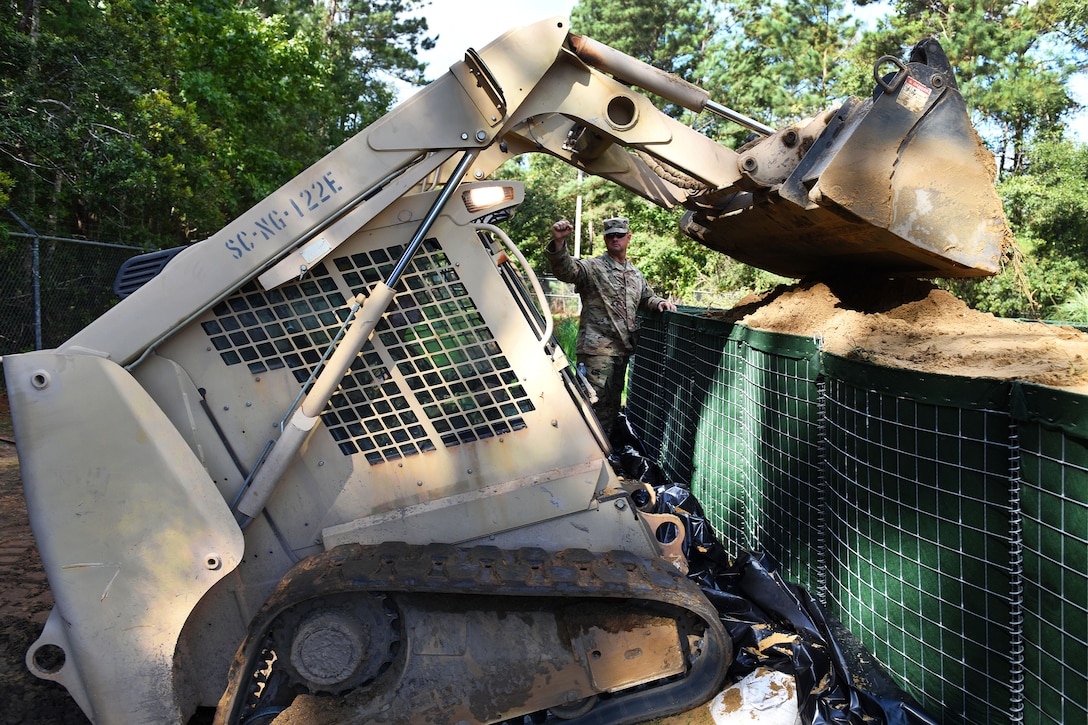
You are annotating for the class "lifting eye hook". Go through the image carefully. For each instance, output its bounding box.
[874,55,908,95]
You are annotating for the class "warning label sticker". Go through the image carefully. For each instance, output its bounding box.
[897,76,932,114]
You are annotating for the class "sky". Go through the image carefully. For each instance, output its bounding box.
[403,0,1086,142]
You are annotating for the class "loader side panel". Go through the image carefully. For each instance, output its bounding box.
[146,189,608,550]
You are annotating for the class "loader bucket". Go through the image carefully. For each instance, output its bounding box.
[681,39,1010,279]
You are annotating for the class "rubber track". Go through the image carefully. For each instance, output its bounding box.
[216,542,732,724]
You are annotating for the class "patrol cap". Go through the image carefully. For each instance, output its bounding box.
[603,217,629,235]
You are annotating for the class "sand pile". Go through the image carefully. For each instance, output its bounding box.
[707,279,1088,394]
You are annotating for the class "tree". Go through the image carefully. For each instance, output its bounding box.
[571,0,721,82]
[301,0,433,138]
[1054,0,1088,52]
[494,155,571,274]
[701,0,864,133]
[0,0,433,248]
[1000,139,1088,261]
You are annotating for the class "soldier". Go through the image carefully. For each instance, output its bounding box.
[545,217,676,436]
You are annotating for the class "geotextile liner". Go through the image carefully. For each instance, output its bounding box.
[624,311,1088,725]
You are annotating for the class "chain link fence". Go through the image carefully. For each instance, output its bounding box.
[0,213,147,360]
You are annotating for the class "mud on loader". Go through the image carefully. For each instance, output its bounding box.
[3,17,1008,725]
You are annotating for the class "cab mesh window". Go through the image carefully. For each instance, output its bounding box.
[201,239,533,465]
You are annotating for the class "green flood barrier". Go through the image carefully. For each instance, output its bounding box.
[627,308,1087,725]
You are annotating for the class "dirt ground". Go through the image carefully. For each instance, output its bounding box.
[2,280,1086,724]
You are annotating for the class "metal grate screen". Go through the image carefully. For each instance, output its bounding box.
[201,238,534,465]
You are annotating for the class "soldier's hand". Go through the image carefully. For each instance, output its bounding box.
[658,300,677,313]
[552,220,573,249]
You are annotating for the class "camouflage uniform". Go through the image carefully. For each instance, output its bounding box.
[545,227,668,435]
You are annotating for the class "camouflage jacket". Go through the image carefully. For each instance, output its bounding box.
[545,241,667,356]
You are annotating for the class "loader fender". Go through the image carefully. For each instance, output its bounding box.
[4,351,244,724]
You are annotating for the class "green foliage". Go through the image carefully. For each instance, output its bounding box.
[0,171,11,209]
[552,314,579,363]
[1057,287,1088,323]
[630,233,708,300]
[571,0,720,82]
[999,138,1088,260]
[696,256,790,307]
[1055,0,1088,51]
[701,0,863,130]
[941,252,1088,319]
[497,156,575,274]
[0,0,432,248]
[1,0,1085,323]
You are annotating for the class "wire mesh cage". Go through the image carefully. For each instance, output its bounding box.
[627,309,1088,725]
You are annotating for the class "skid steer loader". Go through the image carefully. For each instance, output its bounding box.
[3,16,1009,725]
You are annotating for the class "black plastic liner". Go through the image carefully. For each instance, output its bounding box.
[609,415,939,725]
